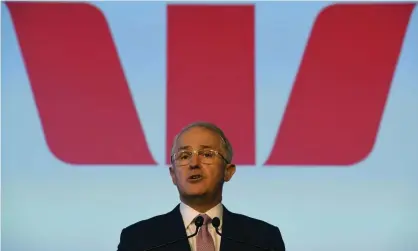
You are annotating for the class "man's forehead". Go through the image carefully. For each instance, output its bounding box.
[177,145,214,150]
[176,127,221,148]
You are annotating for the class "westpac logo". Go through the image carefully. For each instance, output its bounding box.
[5,2,416,167]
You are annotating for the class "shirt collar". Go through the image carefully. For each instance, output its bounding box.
[179,202,223,230]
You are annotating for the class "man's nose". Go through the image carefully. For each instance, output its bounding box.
[188,153,201,168]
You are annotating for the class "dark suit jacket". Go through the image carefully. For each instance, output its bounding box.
[117,204,285,251]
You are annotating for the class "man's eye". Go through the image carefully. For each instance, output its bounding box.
[178,152,191,159]
[202,151,215,158]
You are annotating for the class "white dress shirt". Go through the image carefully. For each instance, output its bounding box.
[179,202,223,251]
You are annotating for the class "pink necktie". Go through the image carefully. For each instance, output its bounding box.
[196,214,215,251]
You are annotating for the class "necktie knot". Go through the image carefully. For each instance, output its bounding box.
[199,214,212,225]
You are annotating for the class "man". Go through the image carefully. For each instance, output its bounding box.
[117,122,285,251]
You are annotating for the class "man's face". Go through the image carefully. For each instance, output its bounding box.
[169,127,236,200]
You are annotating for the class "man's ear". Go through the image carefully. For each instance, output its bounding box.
[224,163,236,182]
[169,166,177,186]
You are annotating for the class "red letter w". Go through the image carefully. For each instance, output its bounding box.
[5,2,416,166]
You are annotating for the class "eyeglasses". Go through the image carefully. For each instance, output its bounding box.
[171,149,229,166]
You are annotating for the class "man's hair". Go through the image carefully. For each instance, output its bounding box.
[170,121,233,163]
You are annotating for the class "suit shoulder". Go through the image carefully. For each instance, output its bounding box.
[231,212,279,230]
[117,209,179,251]
[122,211,170,234]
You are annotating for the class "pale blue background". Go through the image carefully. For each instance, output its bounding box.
[2,2,418,251]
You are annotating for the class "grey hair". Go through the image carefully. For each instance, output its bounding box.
[170,121,233,163]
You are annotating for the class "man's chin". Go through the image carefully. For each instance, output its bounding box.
[181,190,208,199]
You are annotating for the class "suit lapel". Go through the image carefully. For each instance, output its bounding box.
[163,204,192,251]
[220,206,245,251]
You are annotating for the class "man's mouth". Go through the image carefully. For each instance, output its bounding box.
[188,174,203,181]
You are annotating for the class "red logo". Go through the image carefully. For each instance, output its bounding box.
[6,2,416,166]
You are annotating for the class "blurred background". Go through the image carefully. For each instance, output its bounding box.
[2,1,418,251]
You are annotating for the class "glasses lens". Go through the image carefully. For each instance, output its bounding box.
[199,150,216,164]
[174,151,192,166]
[174,149,219,166]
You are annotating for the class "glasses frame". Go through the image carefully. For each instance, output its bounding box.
[171,149,230,166]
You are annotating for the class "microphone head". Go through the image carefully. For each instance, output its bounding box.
[212,217,221,229]
[194,215,204,228]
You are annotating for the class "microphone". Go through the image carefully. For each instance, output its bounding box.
[212,217,278,251]
[143,215,204,251]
